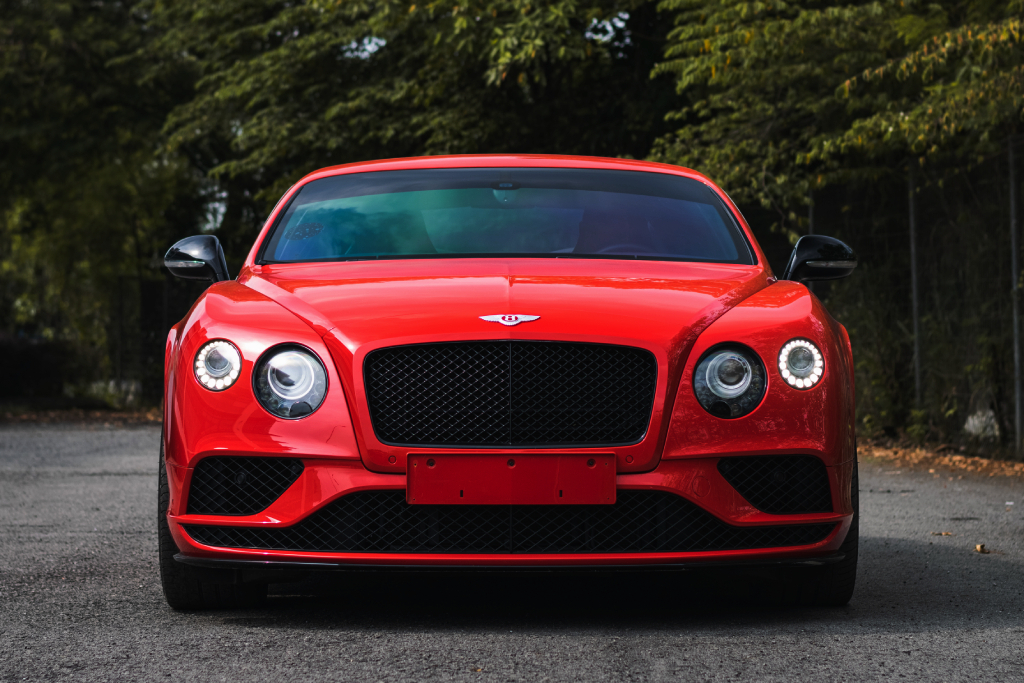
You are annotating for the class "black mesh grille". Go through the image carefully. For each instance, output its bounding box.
[186,457,304,516]
[364,341,657,447]
[717,456,833,514]
[183,490,836,554]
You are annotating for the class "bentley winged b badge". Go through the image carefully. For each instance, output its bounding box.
[479,314,540,326]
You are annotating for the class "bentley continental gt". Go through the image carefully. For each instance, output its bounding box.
[159,155,858,610]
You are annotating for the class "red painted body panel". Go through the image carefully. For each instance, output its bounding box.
[663,282,856,465]
[163,155,855,568]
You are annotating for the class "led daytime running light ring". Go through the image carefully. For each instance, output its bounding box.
[194,340,242,391]
[778,339,824,390]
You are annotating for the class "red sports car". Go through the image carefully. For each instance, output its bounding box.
[159,155,859,610]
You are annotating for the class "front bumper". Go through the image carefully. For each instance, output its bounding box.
[167,456,854,568]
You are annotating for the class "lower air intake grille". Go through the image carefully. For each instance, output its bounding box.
[186,457,304,516]
[717,456,833,514]
[184,490,835,553]
[364,341,658,447]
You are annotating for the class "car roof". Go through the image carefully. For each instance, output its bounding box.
[295,154,716,186]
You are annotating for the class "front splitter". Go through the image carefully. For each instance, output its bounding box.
[174,552,845,573]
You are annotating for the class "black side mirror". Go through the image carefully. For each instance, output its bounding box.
[164,235,230,282]
[782,235,857,282]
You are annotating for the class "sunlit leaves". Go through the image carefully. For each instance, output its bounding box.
[650,0,1024,222]
[816,16,1024,162]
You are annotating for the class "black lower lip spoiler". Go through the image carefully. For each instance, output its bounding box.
[174,553,844,574]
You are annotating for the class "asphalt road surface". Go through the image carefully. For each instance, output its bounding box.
[1,425,1022,682]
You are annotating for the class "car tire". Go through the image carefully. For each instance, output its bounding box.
[800,458,859,607]
[158,445,267,611]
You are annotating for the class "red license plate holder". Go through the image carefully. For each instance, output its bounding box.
[407,454,616,505]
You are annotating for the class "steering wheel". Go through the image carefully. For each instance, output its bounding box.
[592,243,653,255]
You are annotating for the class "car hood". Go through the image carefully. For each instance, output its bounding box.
[240,258,769,471]
[242,258,768,359]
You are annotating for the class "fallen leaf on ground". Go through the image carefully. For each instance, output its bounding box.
[975,544,991,554]
[930,531,953,536]
[863,442,1024,479]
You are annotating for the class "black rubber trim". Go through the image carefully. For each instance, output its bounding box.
[254,189,302,265]
[174,553,846,572]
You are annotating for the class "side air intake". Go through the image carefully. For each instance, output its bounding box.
[186,456,304,516]
[717,455,833,514]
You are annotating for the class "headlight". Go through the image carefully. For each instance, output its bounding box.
[194,340,241,391]
[779,339,823,389]
[253,344,328,418]
[693,345,766,418]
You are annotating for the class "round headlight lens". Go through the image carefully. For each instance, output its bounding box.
[266,351,316,400]
[706,352,752,398]
[194,340,241,391]
[693,345,766,418]
[779,339,824,389]
[253,345,327,418]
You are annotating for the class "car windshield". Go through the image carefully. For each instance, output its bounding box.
[260,168,753,264]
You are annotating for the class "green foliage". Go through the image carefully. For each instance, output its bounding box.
[652,0,1023,223]
[650,0,902,220]
[138,0,676,202]
[0,0,207,396]
[1,0,1022,445]
[815,14,1024,163]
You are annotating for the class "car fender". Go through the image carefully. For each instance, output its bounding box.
[163,281,361,516]
[663,280,855,468]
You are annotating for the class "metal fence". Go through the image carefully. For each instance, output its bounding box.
[785,144,1022,456]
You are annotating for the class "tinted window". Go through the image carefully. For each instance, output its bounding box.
[261,168,753,264]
